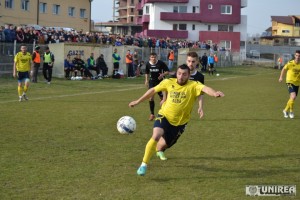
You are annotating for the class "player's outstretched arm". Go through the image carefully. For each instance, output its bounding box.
[202,86,224,97]
[129,88,156,107]
[279,68,286,82]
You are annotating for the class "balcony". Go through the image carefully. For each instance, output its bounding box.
[136,17,143,25]
[136,2,142,11]
[145,29,188,39]
[241,0,247,8]
[145,0,189,3]
[161,12,200,22]
[142,15,150,23]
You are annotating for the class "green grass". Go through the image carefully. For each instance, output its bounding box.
[0,66,299,200]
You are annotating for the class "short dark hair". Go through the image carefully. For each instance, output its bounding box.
[187,51,198,59]
[177,64,190,74]
[296,50,300,54]
[150,52,157,56]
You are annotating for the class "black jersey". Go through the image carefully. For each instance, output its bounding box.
[190,70,204,84]
[171,70,204,84]
[145,60,169,82]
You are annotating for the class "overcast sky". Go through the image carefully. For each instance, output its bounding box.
[91,0,300,35]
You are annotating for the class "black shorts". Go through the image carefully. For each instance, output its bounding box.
[149,81,163,99]
[17,71,30,82]
[154,114,187,148]
[287,83,299,96]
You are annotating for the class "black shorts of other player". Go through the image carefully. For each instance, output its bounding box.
[154,114,187,148]
[149,80,163,99]
[287,83,299,96]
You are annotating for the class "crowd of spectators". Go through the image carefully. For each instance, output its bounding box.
[0,24,227,52]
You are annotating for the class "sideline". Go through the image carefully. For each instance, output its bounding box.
[0,86,145,104]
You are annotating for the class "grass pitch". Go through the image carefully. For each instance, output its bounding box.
[0,66,299,200]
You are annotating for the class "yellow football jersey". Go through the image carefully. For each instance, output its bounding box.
[284,60,300,86]
[154,78,205,126]
[14,52,32,72]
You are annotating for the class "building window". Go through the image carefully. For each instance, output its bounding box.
[80,9,86,18]
[21,0,29,11]
[173,24,178,30]
[145,6,149,14]
[5,0,14,9]
[173,6,187,13]
[208,25,211,31]
[179,24,187,30]
[221,5,232,14]
[282,30,290,33]
[39,2,47,13]
[208,4,213,10]
[68,7,75,17]
[131,16,134,22]
[220,40,231,49]
[218,24,233,32]
[52,4,60,15]
[192,24,195,30]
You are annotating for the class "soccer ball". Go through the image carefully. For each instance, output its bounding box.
[216,73,220,76]
[117,116,136,134]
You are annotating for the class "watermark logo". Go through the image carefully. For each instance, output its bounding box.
[246,185,296,196]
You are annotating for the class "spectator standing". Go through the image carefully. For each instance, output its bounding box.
[126,50,135,78]
[278,56,283,70]
[16,26,24,43]
[201,53,208,72]
[42,46,55,84]
[13,45,32,101]
[112,48,121,75]
[167,50,175,71]
[214,54,219,67]
[0,26,4,42]
[31,46,41,83]
[133,50,139,76]
[4,25,16,55]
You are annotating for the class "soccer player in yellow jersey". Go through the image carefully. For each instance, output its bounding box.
[129,64,225,176]
[13,45,32,102]
[279,50,300,119]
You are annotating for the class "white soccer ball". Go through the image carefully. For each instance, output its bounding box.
[117,116,136,134]
[216,73,220,76]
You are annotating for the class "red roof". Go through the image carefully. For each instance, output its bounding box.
[271,16,293,25]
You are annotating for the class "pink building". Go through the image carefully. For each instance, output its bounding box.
[136,0,248,52]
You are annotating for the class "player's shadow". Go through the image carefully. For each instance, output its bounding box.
[190,117,299,122]
[157,154,300,180]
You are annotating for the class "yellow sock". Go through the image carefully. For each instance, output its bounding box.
[288,99,294,112]
[142,138,158,164]
[18,86,23,96]
[23,85,28,93]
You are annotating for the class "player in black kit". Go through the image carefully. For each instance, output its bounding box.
[145,52,169,121]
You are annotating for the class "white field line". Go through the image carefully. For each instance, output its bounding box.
[0,86,145,104]
[0,71,278,104]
